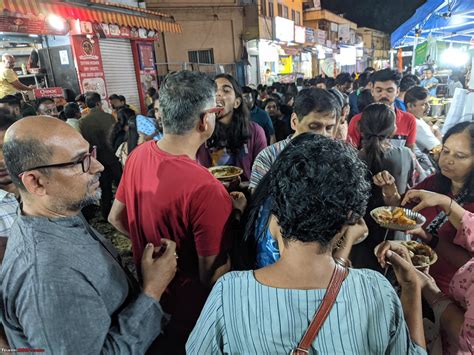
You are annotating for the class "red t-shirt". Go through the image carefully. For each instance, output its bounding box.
[347,109,417,149]
[411,175,474,295]
[115,141,232,345]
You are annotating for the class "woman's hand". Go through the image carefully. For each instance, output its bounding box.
[376,241,420,288]
[401,189,451,212]
[343,218,368,246]
[405,227,433,243]
[373,171,399,199]
[230,191,247,214]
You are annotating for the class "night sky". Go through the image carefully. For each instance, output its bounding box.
[321,0,427,33]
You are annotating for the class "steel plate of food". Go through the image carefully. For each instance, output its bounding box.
[370,206,426,231]
[208,166,243,181]
[374,240,438,269]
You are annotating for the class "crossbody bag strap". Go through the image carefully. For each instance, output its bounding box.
[292,263,348,355]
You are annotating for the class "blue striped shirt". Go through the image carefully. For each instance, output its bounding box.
[0,189,18,237]
[186,269,426,355]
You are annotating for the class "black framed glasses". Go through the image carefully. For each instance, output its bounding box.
[18,146,97,177]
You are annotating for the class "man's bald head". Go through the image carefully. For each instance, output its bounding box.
[4,116,84,189]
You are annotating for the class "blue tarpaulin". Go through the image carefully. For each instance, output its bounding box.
[391,0,474,48]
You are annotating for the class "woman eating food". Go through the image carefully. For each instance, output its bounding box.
[196,74,267,183]
[377,189,473,354]
[351,102,416,271]
[187,134,426,354]
[374,121,474,295]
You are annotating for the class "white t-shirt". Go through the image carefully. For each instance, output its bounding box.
[416,119,441,152]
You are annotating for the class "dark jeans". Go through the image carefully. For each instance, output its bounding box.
[99,161,122,220]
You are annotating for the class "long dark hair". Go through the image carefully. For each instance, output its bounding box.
[109,107,139,154]
[358,103,396,174]
[436,121,474,200]
[207,74,250,153]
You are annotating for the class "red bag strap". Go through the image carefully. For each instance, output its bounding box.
[291,263,348,355]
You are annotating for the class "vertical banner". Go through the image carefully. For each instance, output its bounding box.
[70,35,109,108]
[132,41,158,114]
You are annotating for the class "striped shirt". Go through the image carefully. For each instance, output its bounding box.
[0,189,18,237]
[249,137,291,189]
[186,269,426,355]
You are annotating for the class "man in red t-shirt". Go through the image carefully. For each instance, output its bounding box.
[347,68,417,151]
[108,71,246,353]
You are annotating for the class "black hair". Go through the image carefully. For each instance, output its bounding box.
[75,94,85,103]
[147,87,157,96]
[108,94,120,101]
[85,92,101,109]
[364,67,375,72]
[63,88,76,103]
[4,137,53,190]
[325,77,336,89]
[118,95,126,103]
[208,74,250,153]
[436,121,474,200]
[109,107,139,155]
[336,72,353,86]
[404,86,428,106]
[0,108,17,131]
[357,89,375,112]
[293,88,341,122]
[64,102,81,119]
[370,69,402,87]
[400,76,418,92]
[358,103,396,174]
[357,72,370,88]
[242,86,252,94]
[264,97,281,110]
[244,133,370,251]
[0,95,20,106]
[315,76,326,85]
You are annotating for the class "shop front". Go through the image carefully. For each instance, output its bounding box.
[1,0,181,113]
[246,17,311,86]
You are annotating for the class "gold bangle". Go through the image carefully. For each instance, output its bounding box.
[334,256,352,268]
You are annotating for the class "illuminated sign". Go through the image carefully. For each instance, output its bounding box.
[274,16,294,42]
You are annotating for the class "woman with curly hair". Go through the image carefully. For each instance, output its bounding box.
[196,74,267,182]
[187,133,426,354]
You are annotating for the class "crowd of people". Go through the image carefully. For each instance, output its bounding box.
[0,57,472,355]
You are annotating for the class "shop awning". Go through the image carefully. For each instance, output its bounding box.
[1,0,182,33]
[391,0,474,47]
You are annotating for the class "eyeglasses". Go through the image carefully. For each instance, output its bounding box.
[18,146,97,177]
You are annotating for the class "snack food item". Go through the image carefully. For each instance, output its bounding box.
[374,207,417,226]
[208,166,243,180]
[401,241,436,267]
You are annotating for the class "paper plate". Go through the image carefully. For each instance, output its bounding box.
[370,206,426,231]
[208,166,243,181]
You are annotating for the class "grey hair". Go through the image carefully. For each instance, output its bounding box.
[159,70,216,135]
[3,137,53,190]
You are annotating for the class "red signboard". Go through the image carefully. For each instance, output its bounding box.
[132,41,158,114]
[0,14,68,35]
[34,87,64,99]
[70,35,108,106]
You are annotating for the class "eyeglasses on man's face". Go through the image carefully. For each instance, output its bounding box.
[18,146,97,177]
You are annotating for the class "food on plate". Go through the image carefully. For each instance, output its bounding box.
[401,241,436,267]
[374,207,417,226]
[208,166,242,180]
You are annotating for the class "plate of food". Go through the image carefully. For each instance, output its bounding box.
[370,206,426,231]
[374,240,438,269]
[208,166,243,181]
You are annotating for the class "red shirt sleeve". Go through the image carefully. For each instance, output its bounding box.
[405,112,417,145]
[347,114,362,148]
[190,182,233,257]
[115,163,127,203]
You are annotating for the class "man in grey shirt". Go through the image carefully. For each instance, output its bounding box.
[0,116,177,353]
